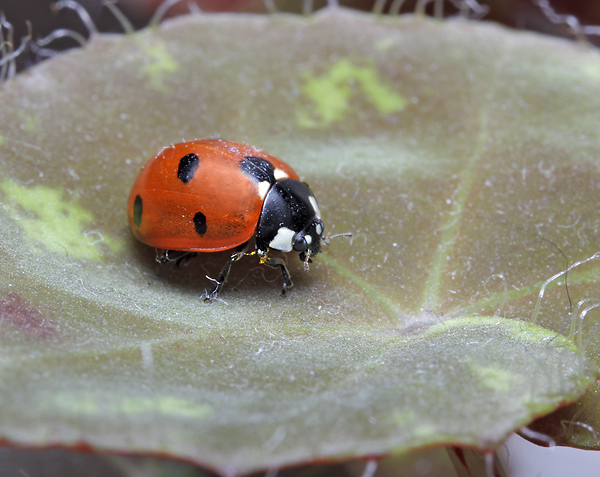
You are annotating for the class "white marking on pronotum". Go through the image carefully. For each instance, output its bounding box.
[309,195,321,218]
[269,227,295,252]
[274,168,289,180]
[315,223,323,235]
[257,181,271,200]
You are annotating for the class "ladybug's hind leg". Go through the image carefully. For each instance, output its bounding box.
[204,241,250,302]
[260,255,293,296]
[155,249,197,267]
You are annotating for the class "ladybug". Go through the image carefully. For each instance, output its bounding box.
[128,139,326,300]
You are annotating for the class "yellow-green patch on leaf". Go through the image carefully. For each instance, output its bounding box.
[471,364,521,393]
[577,61,600,82]
[393,409,417,427]
[374,38,396,52]
[296,58,408,128]
[524,400,561,417]
[413,423,438,439]
[51,392,212,419]
[17,114,39,134]
[424,316,575,349]
[142,41,180,93]
[0,180,123,261]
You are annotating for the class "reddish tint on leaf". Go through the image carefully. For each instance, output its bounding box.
[0,292,58,339]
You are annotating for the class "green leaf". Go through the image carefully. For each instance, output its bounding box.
[0,9,598,474]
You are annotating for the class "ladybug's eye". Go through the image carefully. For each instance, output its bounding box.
[293,235,307,252]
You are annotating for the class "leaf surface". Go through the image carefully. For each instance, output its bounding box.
[0,9,598,474]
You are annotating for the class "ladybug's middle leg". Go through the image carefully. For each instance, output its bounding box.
[204,241,250,302]
[260,255,293,296]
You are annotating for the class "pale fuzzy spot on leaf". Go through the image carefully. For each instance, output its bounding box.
[470,364,522,393]
[578,61,600,82]
[412,423,439,439]
[374,38,396,52]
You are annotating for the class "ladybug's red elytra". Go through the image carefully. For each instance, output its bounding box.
[128,139,326,300]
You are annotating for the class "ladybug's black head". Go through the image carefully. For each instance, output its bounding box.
[294,216,324,268]
[256,179,324,264]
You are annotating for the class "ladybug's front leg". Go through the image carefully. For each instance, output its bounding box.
[204,242,250,302]
[260,254,293,296]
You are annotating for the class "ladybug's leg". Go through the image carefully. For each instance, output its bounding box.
[175,253,197,268]
[204,241,250,302]
[155,249,197,267]
[261,255,293,296]
[155,249,172,263]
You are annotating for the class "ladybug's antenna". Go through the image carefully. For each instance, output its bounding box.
[326,232,353,240]
[323,232,352,247]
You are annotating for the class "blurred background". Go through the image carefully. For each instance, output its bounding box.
[2,0,600,73]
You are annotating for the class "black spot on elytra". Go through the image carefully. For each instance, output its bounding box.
[194,212,207,235]
[240,156,276,185]
[178,153,200,183]
[133,195,143,227]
